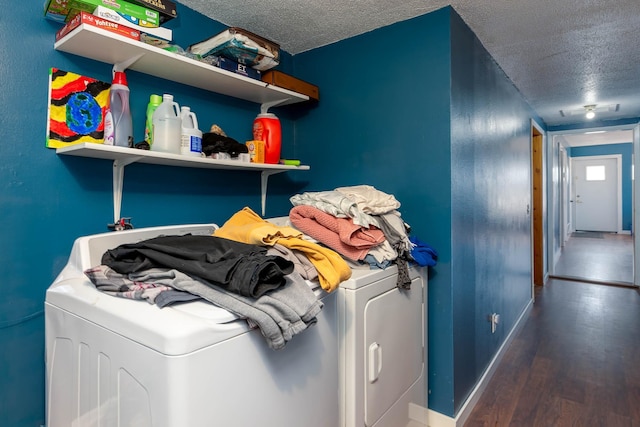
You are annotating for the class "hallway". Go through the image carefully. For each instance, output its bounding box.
[552,232,634,285]
[464,278,640,426]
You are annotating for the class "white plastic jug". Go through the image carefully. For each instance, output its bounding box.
[180,106,203,157]
[151,94,181,154]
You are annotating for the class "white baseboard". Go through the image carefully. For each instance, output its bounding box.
[408,402,429,425]
[409,299,533,427]
[408,403,456,427]
[553,246,562,273]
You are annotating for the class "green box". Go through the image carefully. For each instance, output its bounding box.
[127,0,177,23]
[43,0,70,23]
[44,0,160,27]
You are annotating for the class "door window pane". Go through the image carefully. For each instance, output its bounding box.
[586,165,605,181]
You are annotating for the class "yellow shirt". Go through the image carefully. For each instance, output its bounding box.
[214,207,351,292]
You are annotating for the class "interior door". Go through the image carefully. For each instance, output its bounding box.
[572,156,619,232]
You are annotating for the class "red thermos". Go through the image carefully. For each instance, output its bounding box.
[252,113,281,164]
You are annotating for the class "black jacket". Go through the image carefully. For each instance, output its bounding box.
[102,234,293,298]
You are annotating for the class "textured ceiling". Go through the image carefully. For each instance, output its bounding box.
[178,0,640,131]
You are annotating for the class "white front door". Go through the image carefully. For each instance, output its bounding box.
[572,155,620,232]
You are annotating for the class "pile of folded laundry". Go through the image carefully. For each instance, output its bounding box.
[288,185,438,289]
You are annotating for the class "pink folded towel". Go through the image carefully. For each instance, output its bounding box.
[290,205,385,261]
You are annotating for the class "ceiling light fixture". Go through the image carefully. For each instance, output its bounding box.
[559,104,620,119]
[584,105,596,119]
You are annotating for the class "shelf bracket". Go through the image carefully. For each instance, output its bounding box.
[261,170,285,216]
[113,156,142,223]
[112,53,145,76]
[260,99,287,114]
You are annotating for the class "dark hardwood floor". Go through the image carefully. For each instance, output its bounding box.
[464,278,640,427]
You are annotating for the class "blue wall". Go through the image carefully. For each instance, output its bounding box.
[294,7,536,417]
[293,5,456,412]
[569,143,633,231]
[3,3,539,424]
[449,10,535,415]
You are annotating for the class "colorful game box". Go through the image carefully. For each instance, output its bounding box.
[127,0,176,22]
[55,11,141,42]
[44,0,160,27]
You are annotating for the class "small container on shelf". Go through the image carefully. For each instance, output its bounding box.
[151,94,181,154]
[180,106,202,157]
[252,112,281,164]
[246,140,265,163]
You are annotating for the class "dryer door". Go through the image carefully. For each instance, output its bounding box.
[363,276,423,426]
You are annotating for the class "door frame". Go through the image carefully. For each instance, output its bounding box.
[634,124,639,286]
[547,123,638,286]
[570,154,622,234]
[559,145,571,245]
[531,121,545,287]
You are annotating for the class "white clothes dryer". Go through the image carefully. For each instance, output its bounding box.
[338,265,426,427]
[45,224,339,427]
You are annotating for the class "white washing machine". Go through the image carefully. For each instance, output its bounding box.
[338,265,426,427]
[45,224,339,427]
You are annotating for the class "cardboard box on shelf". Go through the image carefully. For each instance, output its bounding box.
[200,56,261,80]
[126,0,177,22]
[55,11,141,42]
[93,6,171,40]
[261,70,319,101]
[44,0,69,23]
[246,140,265,163]
[44,0,161,27]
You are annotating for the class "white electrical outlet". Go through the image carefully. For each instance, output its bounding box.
[490,313,500,333]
